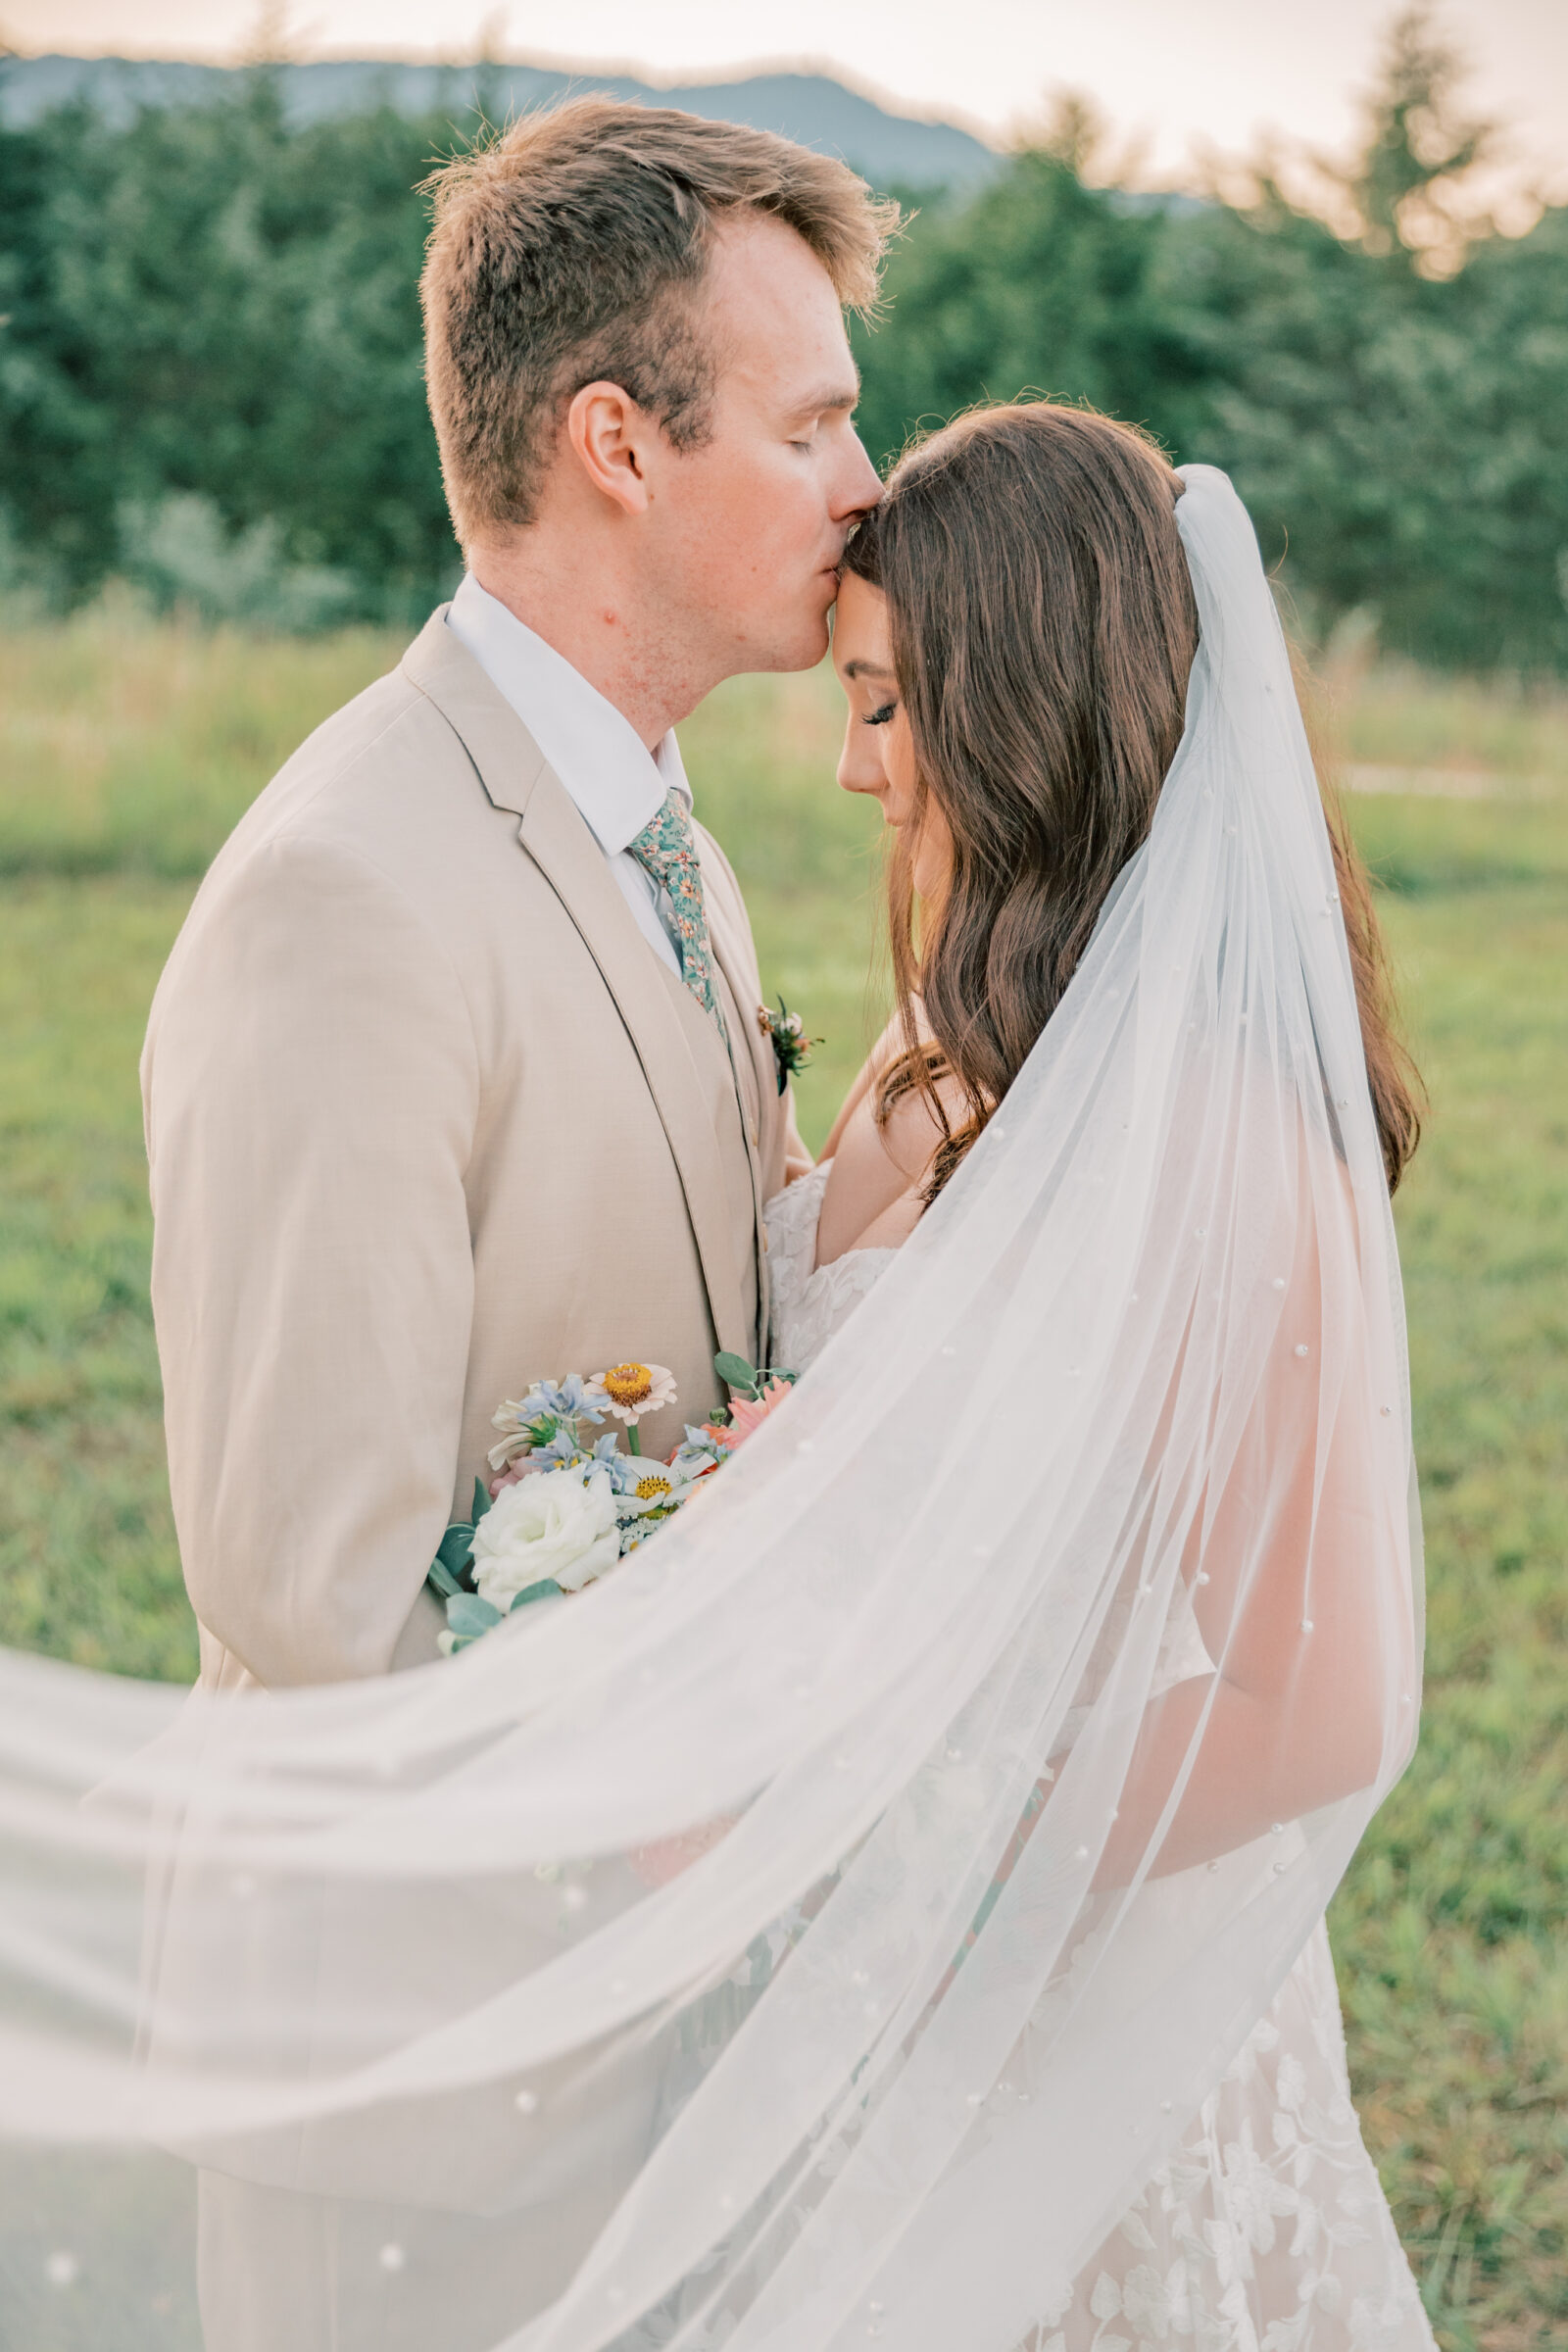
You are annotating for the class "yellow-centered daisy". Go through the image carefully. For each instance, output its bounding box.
[596,1363,678,1425]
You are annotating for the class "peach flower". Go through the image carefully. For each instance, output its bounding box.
[703,1377,796,1452]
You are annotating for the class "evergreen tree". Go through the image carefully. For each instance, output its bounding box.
[1342,4,1497,268]
[1,20,1564,666]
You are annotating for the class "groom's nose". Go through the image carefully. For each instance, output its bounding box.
[833,429,884,523]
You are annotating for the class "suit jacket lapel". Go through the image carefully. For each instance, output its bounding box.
[401,612,755,1362]
[702,909,774,1330]
[708,919,772,1141]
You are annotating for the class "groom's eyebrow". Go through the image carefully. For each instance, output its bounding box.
[788,374,861,421]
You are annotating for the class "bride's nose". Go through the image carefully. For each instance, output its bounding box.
[836,711,888,802]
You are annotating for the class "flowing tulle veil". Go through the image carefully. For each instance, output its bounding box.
[0,466,1421,2352]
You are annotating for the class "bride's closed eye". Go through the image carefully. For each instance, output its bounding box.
[864,702,897,727]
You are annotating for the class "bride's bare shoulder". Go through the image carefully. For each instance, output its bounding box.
[816,1008,968,1264]
[820,1010,904,1161]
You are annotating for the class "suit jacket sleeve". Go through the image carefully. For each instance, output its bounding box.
[143,830,478,1686]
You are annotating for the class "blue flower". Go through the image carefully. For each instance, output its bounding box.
[587,1433,639,1494]
[524,1375,609,1427]
[489,1374,612,1472]
[669,1425,728,1480]
[532,1425,595,1472]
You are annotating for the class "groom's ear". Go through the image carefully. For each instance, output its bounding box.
[564,380,659,517]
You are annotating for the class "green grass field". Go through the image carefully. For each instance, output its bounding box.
[1,611,1564,2344]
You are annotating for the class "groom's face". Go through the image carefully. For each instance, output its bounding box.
[649,213,883,674]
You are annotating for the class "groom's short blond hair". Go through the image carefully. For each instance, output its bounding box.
[420,98,897,547]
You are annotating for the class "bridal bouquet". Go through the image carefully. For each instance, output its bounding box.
[428,1352,797,1653]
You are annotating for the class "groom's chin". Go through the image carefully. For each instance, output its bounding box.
[750,603,834,676]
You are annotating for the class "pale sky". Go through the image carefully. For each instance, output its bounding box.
[6,0,1567,193]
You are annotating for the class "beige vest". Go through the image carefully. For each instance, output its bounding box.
[142,611,805,1690]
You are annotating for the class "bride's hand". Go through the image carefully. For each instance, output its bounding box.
[629,1815,737,1887]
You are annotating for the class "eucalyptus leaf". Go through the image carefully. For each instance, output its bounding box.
[472,1476,493,1523]
[713,1350,761,1399]
[509,1579,564,1611]
[437,1522,475,1569]
[426,1520,477,1598]
[443,1593,503,1642]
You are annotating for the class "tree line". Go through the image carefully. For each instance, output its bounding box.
[2,12,1564,670]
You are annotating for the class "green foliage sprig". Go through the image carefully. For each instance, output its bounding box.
[757,1000,822,1095]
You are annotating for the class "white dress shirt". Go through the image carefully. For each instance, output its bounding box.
[446,572,688,975]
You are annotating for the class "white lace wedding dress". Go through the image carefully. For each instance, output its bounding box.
[765,1163,1436,2352]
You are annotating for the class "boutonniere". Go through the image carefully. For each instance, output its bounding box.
[757,997,821,1095]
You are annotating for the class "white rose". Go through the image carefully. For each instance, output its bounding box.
[470,1466,621,1605]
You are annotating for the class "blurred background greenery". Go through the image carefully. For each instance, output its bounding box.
[0,7,1564,2344]
[2,11,1567,673]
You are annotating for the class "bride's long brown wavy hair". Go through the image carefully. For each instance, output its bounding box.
[840,401,1422,1199]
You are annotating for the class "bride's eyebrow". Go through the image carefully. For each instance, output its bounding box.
[841,659,896,680]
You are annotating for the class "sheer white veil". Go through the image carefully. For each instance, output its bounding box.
[0,466,1421,2352]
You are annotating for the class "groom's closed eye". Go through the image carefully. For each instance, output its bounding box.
[783,377,861,450]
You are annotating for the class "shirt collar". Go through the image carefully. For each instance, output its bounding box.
[446,571,690,854]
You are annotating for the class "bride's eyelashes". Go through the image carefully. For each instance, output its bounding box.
[864,702,897,727]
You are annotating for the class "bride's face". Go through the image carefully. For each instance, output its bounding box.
[832,571,953,901]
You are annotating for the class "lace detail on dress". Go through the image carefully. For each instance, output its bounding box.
[1026,1918,1434,2351]
[764,1162,899,1372]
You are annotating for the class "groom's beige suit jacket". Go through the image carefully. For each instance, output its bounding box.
[143,608,805,1692]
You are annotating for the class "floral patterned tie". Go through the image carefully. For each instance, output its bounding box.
[626,790,728,1041]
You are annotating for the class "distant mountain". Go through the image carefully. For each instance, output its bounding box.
[0,55,1000,192]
